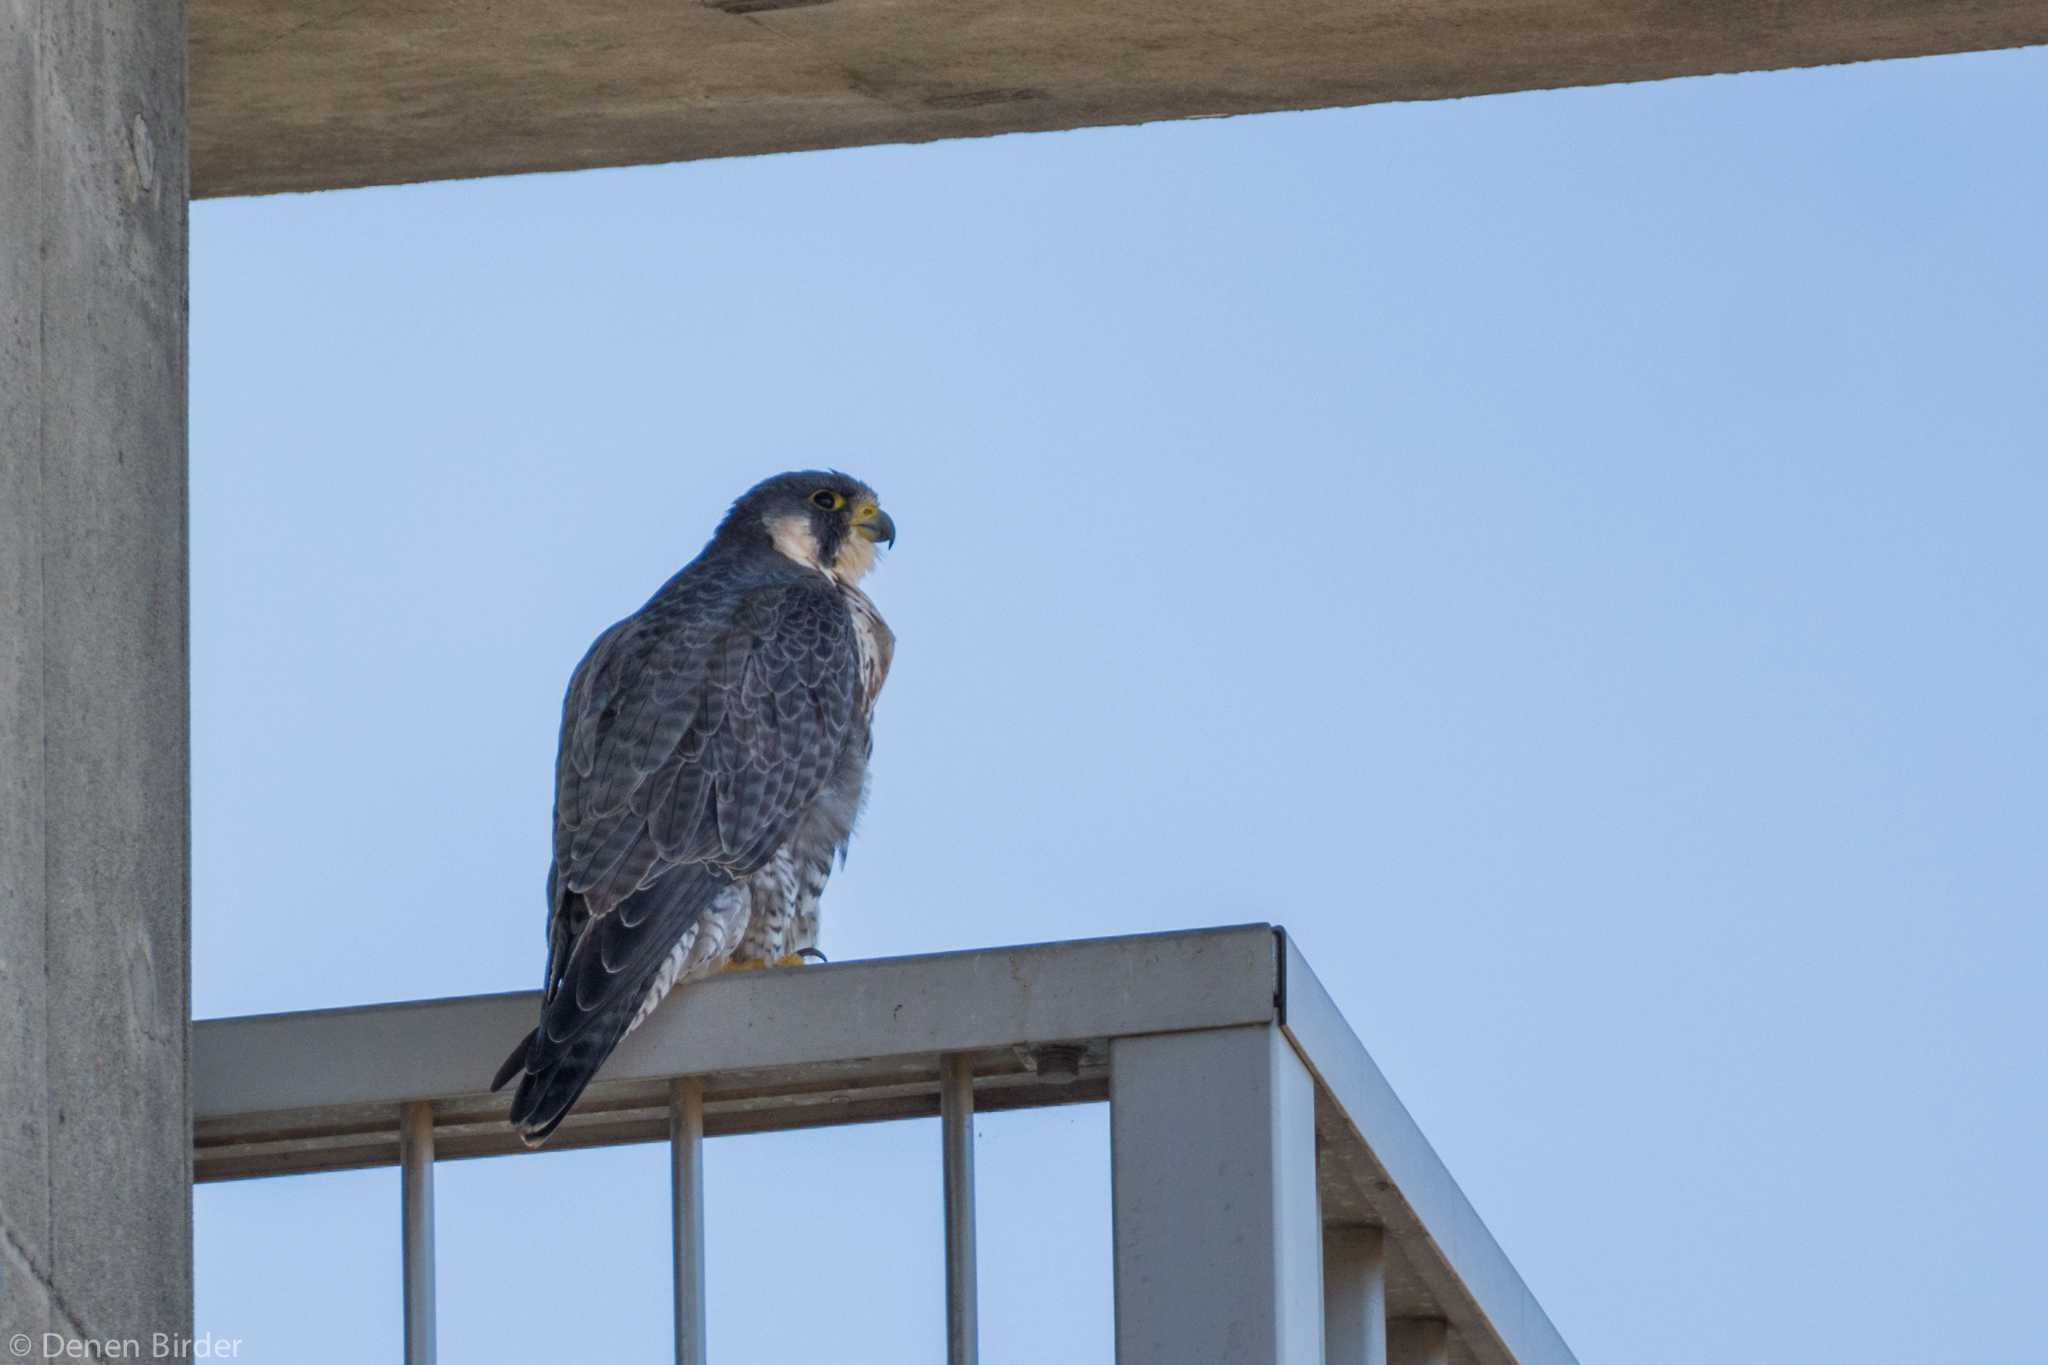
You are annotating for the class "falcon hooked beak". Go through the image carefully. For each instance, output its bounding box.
[852,502,897,548]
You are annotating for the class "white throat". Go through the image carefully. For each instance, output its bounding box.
[765,513,878,587]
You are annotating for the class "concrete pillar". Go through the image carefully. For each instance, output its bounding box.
[0,0,191,1356]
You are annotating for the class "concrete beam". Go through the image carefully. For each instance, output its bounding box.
[0,0,191,1353]
[190,0,2048,198]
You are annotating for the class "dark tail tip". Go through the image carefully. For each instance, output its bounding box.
[502,1009,635,1147]
[491,1029,535,1094]
[506,1065,583,1148]
[517,1095,573,1147]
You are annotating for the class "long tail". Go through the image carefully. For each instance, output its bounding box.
[490,996,645,1146]
[492,866,724,1146]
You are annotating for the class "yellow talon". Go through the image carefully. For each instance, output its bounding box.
[773,953,809,969]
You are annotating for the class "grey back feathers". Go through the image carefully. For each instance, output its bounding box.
[494,471,895,1143]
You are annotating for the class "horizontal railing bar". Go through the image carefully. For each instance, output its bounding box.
[197,1047,1079,1144]
[195,925,1277,1122]
[196,1068,1107,1182]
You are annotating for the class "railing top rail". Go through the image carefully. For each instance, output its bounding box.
[192,923,1577,1365]
[194,924,1277,1176]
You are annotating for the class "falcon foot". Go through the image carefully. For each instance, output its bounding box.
[720,950,827,973]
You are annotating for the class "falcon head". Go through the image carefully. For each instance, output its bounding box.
[726,470,896,586]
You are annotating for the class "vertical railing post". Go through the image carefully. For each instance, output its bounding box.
[1110,1025,1324,1365]
[399,1101,437,1365]
[1387,1318,1450,1365]
[670,1077,708,1365]
[1323,1225,1388,1365]
[940,1052,980,1365]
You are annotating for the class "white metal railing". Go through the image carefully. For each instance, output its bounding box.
[191,925,1580,1365]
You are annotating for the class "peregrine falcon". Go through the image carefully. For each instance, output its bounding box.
[492,471,896,1145]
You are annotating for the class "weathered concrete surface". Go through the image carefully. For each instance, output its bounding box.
[0,0,191,1354]
[190,0,2048,197]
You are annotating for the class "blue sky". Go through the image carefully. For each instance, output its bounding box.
[190,45,2046,1365]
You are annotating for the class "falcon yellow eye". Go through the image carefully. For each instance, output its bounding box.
[811,490,845,511]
